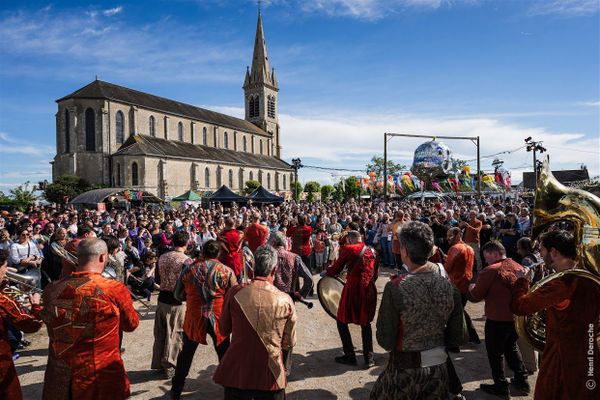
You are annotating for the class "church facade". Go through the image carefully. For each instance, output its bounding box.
[52,14,292,199]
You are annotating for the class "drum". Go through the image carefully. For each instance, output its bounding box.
[317,275,345,319]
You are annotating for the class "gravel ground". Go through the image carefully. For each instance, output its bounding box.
[17,269,537,399]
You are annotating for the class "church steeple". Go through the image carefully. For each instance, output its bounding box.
[244,11,281,158]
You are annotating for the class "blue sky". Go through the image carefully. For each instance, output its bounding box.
[0,0,598,190]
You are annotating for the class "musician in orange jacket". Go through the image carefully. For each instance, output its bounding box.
[41,238,139,400]
[243,213,270,253]
[0,250,43,400]
[326,230,377,367]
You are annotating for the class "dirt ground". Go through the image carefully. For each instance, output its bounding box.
[17,269,537,399]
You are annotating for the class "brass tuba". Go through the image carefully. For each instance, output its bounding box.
[514,157,600,351]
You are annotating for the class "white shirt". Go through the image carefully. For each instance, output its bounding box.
[9,240,42,267]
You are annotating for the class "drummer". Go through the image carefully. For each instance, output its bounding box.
[324,230,377,368]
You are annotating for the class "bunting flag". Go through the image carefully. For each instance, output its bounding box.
[402,174,414,191]
[411,175,421,190]
[431,181,443,192]
[463,165,471,177]
[471,177,476,190]
[505,173,511,188]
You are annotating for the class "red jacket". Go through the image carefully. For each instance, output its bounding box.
[444,241,474,294]
[218,229,244,277]
[0,292,43,400]
[287,225,312,257]
[326,242,377,326]
[243,223,270,253]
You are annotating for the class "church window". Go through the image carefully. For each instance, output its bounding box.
[178,122,184,141]
[116,163,122,187]
[224,132,229,149]
[283,174,286,190]
[233,132,237,150]
[259,140,263,155]
[243,136,248,152]
[253,95,259,117]
[203,127,207,145]
[249,171,253,181]
[267,96,275,118]
[267,173,271,189]
[258,170,263,185]
[248,97,255,118]
[85,108,96,151]
[64,109,70,153]
[214,127,218,148]
[217,167,222,186]
[131,162,139,186]
[228,170,234,188]
[116,111,124,145]
[149,116,156,137]
[205,167,210,188]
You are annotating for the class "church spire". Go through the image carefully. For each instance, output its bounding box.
[247,12,277,89]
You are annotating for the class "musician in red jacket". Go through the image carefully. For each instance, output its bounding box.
[287,215,312,268]
[326,230,377,368]
[0,250,43,400]
[218,218,244,280]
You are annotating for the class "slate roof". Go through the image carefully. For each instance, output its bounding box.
[57,80,268,136]
[522,169,590,190]
[113,134,291,170]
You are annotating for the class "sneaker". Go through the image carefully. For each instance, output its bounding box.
[334,355,357,366]
[164,367,176,379]
[364,357,375,368]
[480,383,509,399]
[510,378,531,395]
[169,386,182,400]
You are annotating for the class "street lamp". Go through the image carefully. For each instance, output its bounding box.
[525,137,547,185]
[291,158,302,201]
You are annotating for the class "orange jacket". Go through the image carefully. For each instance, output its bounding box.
[41,272,139,400]
[444,241,474,293]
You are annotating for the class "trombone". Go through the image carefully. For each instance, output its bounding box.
[2,271,43,297]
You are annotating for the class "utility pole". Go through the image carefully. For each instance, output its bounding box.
[383,133,388,204]
[525,137,546,185]
[291,158,302,202]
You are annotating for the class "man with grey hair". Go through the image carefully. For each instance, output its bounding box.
[214,245,297,400]
[41,238,139,399]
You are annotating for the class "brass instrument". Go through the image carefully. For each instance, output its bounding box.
[2,271,43,298]
[515,157,600,351]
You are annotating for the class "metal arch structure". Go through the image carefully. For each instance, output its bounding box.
[383,132,481,203]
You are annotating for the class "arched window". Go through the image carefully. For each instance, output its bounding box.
[191,164,197,189]
[85,108,95,151]
[116,163,122,186]
[259,140,263,155]
[205,167,210,188]
[253,95,259,117]
[243,136,248,152]
[203,127,207,145]
[213,127,218,147]
[64,109,70,153]
[258,170,263,184]
[268,96,276,118]
[224,132,229,149]
[228,170,233,188]
[283,174,287,190]
[248,97,255,118]
[149,116,155,137]
[249,171,254,181]
[131,162,139,186]
[178,122,183,141]
[115,111,124,144]
[216,167,222,186]
[267,173,271,189]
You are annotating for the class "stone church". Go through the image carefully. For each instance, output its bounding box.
[52,13,292,199]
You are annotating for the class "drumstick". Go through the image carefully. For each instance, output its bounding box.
[297,297,313,309]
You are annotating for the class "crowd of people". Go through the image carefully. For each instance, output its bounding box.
[0,193,598,400]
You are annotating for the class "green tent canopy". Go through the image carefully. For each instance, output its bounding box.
[171,190,202,201]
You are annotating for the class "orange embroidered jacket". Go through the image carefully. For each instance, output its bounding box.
[0,291,43,400]
[40,272,139,400]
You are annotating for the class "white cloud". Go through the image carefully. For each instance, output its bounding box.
[103,6,123,17]
[578,101,600,108]
[0,132,54,156]
[298,0,455,20]
[528,0,599,17]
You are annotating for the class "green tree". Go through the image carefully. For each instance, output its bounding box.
[304,181,321,202]
[320,184,335,201]
[344,176,362,200]
[290,181,303,201]
[9,182,38,210]
[244,180,261,195]
[332,183,345,202]
[44,175,95,204]
[450,158,468,172]
[366,156,406,181]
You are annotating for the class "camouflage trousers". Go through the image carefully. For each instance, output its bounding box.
[370,353,449,400]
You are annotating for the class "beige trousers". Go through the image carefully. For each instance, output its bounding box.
[151,301,186,370]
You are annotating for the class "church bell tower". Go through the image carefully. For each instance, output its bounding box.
[244,11,281,157]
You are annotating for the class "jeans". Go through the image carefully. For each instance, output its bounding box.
[484,319,528,386]
[337,320,373,362]
[380,239,394,267]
